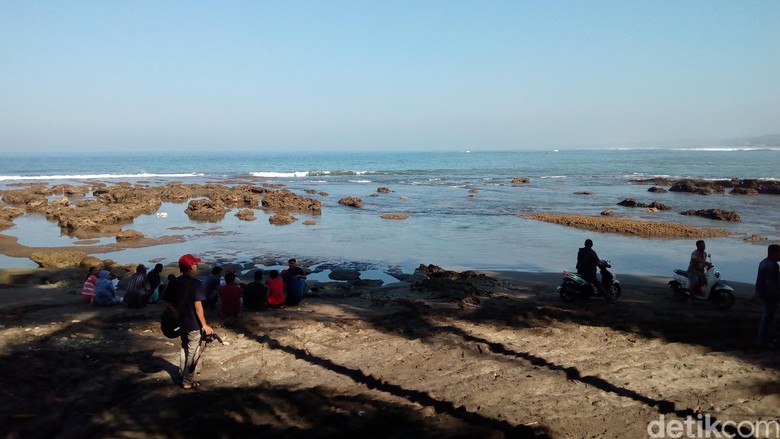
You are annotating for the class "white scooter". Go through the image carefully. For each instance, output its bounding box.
[668,254,735,310]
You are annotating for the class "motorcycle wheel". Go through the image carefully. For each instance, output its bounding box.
[670,283,686,299]
[559,285,576,303]
[603,284,619,303]
[713,289,735,310]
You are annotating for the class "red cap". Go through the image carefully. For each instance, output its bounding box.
[178,254,202,267]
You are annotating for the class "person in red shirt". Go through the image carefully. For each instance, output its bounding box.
[218,272,243,317]
[265,270,286,307]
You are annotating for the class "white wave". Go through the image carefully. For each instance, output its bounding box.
[250,171,309,178]
[0,172,204,181]
[540,175,566,179]
[348,179,372,183]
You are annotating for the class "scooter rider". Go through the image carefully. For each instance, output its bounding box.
[687,240,712,296]
[577,239,606,295]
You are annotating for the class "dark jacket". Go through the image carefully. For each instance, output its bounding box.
[576,247,600,277]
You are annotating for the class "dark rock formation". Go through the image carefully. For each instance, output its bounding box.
[511,177,531,184]
[185,198,229,221]
[328,269,361,281]
[648,186,667,193]
[680,209,741,222]
[669,180,726,195]
[601,209,614,216]
[338,197,362,208]
[377,187,392,193]
[262,190,322,213]
[617,199,671,210]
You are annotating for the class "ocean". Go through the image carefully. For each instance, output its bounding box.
[1,148,778,283]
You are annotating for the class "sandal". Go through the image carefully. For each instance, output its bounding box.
[182,381,201,390]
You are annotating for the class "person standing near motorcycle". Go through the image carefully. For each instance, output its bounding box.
[755,244,780,349]
[687,240,712,296]
[576,239,606,295]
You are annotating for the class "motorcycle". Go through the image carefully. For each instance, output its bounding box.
[668,255,735,310]
[557,259,621,303]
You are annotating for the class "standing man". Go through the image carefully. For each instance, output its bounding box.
[165,254,214,389]
[756,244,780,349]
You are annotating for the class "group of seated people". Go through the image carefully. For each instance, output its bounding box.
[81,258,308,316]
[204,258,308,317]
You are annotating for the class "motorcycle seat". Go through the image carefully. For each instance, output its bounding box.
[674,269,688,276]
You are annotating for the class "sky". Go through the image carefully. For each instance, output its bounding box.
[1,1,778,153]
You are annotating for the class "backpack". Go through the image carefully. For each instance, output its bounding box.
[160,306,182,338]
[160,277,187,338]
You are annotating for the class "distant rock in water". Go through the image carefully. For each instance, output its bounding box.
[632,178,780,196]
[186,198,229,221]
[338,197,362,208]
[235,209,256,221]
[520,212,731,238]
[269,213,297,225]
[377,187,392,193]
[601,209,614,216]
[744,234,767,241]
[116,230,144,241]
[617,199,671,210]
[648,186,667,193]
[511,177,531,184]
[380,213,409,220]
[574,191,593,195]
[468,188,479,193]
[680,209,741,222]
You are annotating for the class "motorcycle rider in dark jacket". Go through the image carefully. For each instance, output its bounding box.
[577,239,606,295]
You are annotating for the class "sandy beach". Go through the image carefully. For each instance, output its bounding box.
[1,264,777,438]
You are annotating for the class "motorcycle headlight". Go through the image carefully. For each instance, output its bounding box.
[713,269,721,279]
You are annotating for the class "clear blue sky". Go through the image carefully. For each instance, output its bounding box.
[1,1,778,152]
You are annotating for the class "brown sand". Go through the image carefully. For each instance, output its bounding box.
[520,212,732,238]
[1,267,777,438]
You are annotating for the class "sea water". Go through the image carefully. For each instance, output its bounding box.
[0,148,778,282]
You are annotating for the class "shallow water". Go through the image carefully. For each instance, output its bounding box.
[1,149,778,283]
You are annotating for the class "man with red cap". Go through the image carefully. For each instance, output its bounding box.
[164,254,214,389]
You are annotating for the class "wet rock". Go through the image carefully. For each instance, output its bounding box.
[235,209,256,221]
[338,197,362,208]
[669,180,726,195]
[617,199,671,210]
[262,190,322,213]
[730,187,759,195]
[303,220,317,225]
[30,251,88,268]
[329,269,361,281]
[601,209,614,216]
[116,230,144,241]
[574,191,593,195]
[680,209,741,222]
[318,191,329,197]
[744,234,767,241]
[511,177,531,184]
[269,213,298,225]
[468,188,480,193]
[185,198,229,221]
[648,186,667,193]
[377,187,392,193]
[380,213,409,220]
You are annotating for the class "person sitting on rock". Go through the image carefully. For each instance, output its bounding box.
[124,264,151,308]
[218,271,243,317]
[201,266,222,307]
[265,270,286,307]
[93,270,122,306]
[243,270,268,311]
[145,263,165,303]
[81,266,98,304]
[283,268,306,306]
